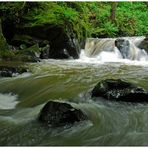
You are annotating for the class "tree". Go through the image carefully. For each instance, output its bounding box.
[110,2,118,23]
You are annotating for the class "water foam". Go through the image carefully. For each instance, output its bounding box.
[82,36,148,65]
[76,50,148,66]
[0,93,19,109]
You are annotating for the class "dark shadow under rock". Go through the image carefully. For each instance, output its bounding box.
[91,79,148,103]
[38,101,87,127]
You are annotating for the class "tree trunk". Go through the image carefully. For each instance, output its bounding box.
[110,2,118,23]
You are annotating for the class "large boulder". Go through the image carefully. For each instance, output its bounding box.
[138,36,148,52]
[2,22,80,59]
[38,101,87,127]
[91,79,148,102]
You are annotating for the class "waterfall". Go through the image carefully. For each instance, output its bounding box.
[84,36,147,61]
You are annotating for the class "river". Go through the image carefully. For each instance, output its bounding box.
[0,38,148,146]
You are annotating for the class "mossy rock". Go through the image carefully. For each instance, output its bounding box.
[14,24,79,59]
[0,61,28,77]
[15,44,40,62]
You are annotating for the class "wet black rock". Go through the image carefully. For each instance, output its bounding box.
[40,44,50,59]
[38,101,87,127]
[91,79,148,102]
[0,70,13,77]
[115,39,130,59]
[3,22,80,59]
[0,65,28,77]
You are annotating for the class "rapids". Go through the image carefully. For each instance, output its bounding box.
[85,36,147,61]
[0,37,148,146]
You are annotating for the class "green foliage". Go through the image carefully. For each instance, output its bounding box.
[91,2,147,37]
[102,22,119,37]
[23,2,93,40]
[0,2,147,62]
[0,2,26,20]
[116,2,148,36]
[0,2,147,39]
[0,49,15,60]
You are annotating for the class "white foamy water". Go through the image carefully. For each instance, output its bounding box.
[82,36,148,66]
[15,72,32,78]
[0,93,19,109]
[76,50,148,66]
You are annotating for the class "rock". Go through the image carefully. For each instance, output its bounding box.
[1,19,16,44]
[16,44,41,62]
[115,39,130,59]
[0,70,13,77]
[38,101,87,127]
[138,37,148,52]
[40,44,50,59]
[91,79,148,102]
[79,39,86,49]
[39,40,50,59]
[5,24,80,59]
[48,48,70,59]
[0,64,28,77]
[64,37,80,59]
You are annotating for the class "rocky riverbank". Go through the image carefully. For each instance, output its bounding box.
[0,61,28,77]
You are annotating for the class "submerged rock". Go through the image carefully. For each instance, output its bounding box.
[91,79,148,102]
[38,101,87,127]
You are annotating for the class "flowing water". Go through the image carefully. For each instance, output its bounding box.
[0,37,148,146]
[85,36,147,61]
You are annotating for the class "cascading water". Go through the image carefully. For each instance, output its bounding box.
[83,36,147,62]
[0,36,148,146]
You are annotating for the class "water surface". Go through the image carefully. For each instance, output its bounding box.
[0,57,148,146]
